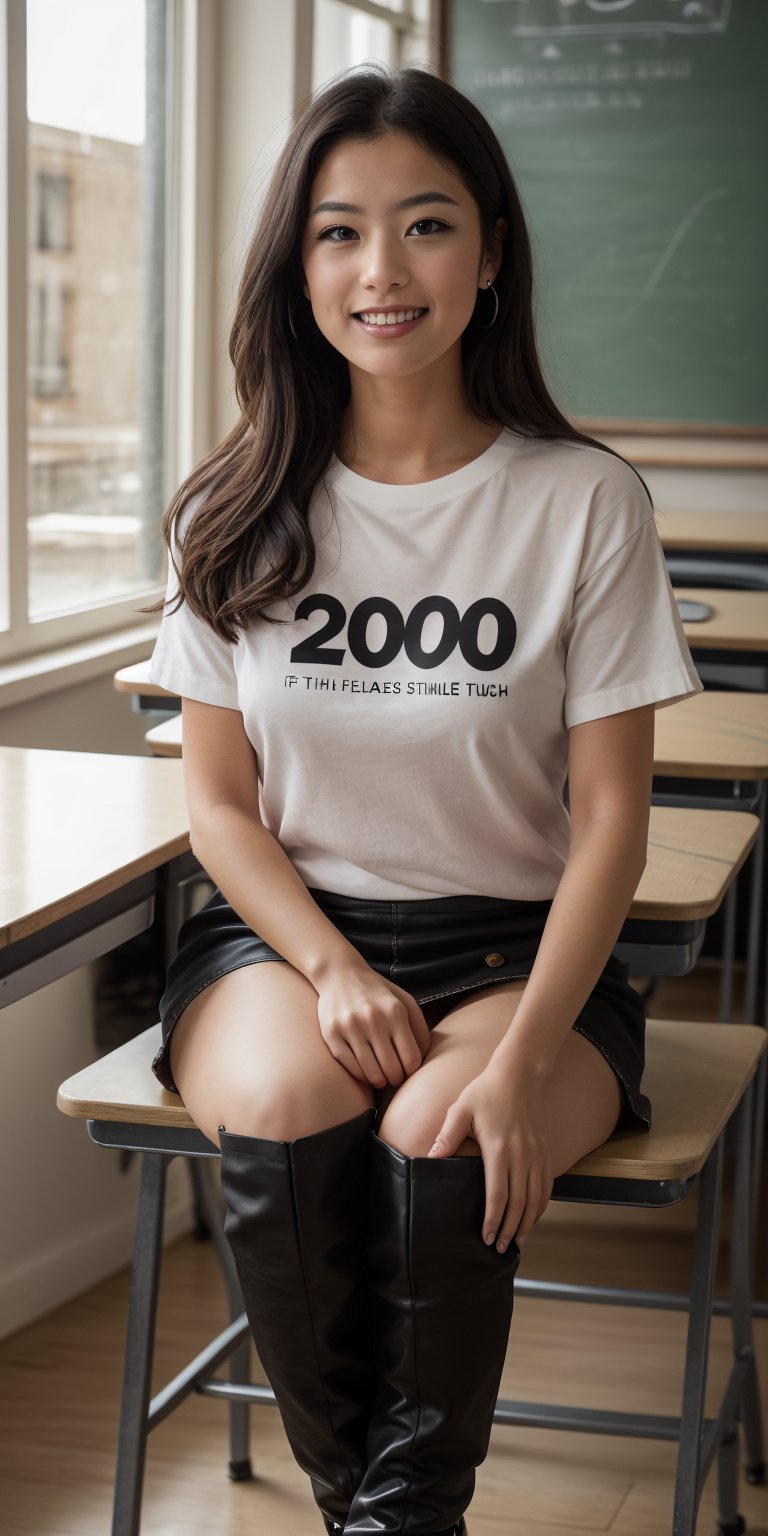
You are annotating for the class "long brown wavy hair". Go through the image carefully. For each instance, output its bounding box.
[139,62,653,643]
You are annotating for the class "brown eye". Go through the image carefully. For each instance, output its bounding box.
[410,219,447,235]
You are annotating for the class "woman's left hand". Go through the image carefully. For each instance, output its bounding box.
[427,1066,554,1253]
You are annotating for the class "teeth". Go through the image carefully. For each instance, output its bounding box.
[357,308,425,325]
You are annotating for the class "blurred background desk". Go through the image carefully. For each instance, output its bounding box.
[661,510,768,591]
[0,746,190,1006]
[678,588,768,692]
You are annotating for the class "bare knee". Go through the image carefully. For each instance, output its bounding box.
[166,963,375,1149]
[377,1080,480,1159]
[377,1027,620,1169]
[218,1077,375,1148]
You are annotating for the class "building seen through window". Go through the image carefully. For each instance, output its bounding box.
[26,0,163,619]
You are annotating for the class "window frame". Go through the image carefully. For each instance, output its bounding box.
[301,0,439,90]
[0,0,218,666]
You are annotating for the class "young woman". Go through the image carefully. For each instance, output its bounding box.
[144,63,702,1536]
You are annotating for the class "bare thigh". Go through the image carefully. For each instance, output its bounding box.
[378,978,623,1178]
[168,961,375,1149]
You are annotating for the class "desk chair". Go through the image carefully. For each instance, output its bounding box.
[58,1018,766,1536]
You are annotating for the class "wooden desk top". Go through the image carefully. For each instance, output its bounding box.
[653,691,768,779]
[676,588,768,651]
[114,660,173,698]
[635,806,757,920]
[659,509,768,554]
[0,747,189,948]
[145,715,182,755]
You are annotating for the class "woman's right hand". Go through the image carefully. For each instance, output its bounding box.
[315,964,432,1087]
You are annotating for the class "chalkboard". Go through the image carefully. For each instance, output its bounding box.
[448,0,767,430]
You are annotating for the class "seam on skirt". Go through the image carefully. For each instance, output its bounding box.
[390,901,398,983]
[415,971,531,1004]
[571,1022,651,1129]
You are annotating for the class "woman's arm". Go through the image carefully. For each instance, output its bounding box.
[181,696,431,1083]
[488,701,655,1086]
[181,697,363,986]
[426,702,656,1249]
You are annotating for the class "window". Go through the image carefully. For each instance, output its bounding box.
[312,0,433,90]
[35,170,71,251]
[0,0,174,660]
[29,278,73,396]
[23,0,167,622]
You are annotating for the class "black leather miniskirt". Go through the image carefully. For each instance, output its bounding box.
[152,883,652,1134]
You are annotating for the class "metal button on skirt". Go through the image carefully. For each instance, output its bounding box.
[152,883,652,1134]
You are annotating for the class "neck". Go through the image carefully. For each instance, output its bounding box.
[336,350,497,479]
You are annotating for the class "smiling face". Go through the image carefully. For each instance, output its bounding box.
[299,129,505,381]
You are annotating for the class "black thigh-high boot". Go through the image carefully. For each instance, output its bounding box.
[218,1106,378,1533]
[342,1127,521,1536]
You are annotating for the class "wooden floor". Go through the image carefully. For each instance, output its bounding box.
[2,962,768,1536]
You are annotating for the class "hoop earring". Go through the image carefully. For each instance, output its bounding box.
[481,279,499,328]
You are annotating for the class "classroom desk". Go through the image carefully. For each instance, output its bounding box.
[654,691,768,779]
[677,588,768,691]
[114,661,180,715]
[661,510,768,592]
[659,511,768,555]
[653,692,768,1027]
[0,746,192,1007]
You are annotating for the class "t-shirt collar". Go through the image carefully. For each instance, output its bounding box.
[323,426,522,511]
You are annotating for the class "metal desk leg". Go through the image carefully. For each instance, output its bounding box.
[744,780,767,1028]
[750,1050,768,1244]
[162,854,187,964]
[673,1135,723,1536]
[719,882,738,1024]
[725,1081,765,1507]
[112,1151,168,1536]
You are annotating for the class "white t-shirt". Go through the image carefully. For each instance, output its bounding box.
[148,428,702,900]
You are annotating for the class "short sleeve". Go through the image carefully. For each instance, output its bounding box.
[147,494,240,709]
[562,506,703,729]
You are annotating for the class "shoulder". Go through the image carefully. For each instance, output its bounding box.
[513,437,655,581]
[514,434,652,520]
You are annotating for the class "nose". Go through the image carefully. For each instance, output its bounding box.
[359,230,410,297]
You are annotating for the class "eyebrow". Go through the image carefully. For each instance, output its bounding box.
[309,191,462,217]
